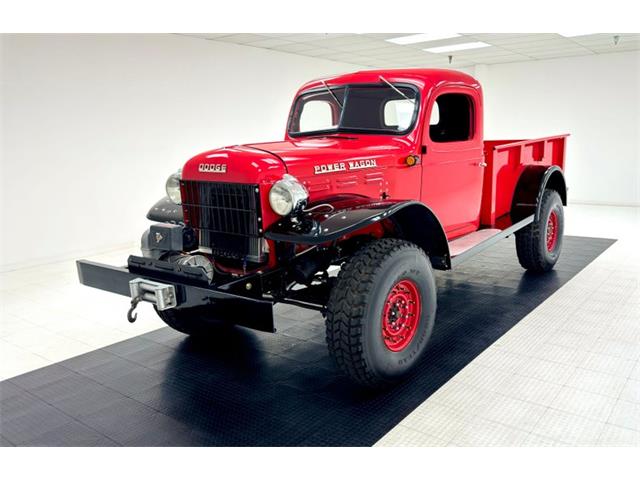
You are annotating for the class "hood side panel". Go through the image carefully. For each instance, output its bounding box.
[248,136,420,204]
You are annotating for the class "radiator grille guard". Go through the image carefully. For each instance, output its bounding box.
[180,180,265,262]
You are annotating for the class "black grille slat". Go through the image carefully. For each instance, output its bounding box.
[180,180,263,261]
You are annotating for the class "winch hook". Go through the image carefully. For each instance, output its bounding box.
[127,296,142,323]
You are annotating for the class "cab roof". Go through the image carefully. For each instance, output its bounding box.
[296,68,480,94]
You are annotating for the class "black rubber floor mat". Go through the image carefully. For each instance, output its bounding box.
[0,236,615,446]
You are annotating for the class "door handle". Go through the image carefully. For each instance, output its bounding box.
[478,161,488,167]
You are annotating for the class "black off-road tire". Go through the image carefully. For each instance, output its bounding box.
[155,305,229,336]
[326,238,437,388]
[515,189,564,273]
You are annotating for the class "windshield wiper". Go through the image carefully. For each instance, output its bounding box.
[321,80,343,108]
[379,75,414,102]
[306,133,358,140]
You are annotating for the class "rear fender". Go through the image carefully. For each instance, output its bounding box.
[265,197,451,270]
[511,166,567,223]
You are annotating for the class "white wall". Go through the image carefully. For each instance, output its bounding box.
[472,51,640,207]
[0,34,364,270]
[2,35,638,270]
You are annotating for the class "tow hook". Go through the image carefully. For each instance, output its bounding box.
[127,296,142,323]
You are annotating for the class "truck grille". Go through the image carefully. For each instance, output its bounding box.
[180,180,264,262]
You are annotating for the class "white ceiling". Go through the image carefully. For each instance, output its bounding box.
[178,33,640,68]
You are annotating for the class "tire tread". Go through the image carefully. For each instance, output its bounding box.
[515,189,562,272]
[326,238,427,387]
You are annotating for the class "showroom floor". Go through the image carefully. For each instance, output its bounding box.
[1,204,638,446]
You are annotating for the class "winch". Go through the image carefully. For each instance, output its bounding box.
[126,253,214,322]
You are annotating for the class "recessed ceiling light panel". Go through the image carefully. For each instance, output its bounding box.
[386,33,460,45]
[424,41,491,53]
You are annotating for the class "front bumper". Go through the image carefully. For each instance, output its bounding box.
[76,256,275,332]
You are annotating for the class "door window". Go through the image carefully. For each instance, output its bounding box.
[429,93,474,142]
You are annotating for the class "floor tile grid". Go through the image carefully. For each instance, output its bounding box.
[377,206,640,446]
[2,331,211,446]
[1,205,638,446]
[2,373,124,446]
[1,248,165,379]
[380,252,639,446]
[3,236,612,446]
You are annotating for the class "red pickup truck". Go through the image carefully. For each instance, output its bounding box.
[78,69,568,387]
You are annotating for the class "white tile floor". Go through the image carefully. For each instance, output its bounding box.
[377,204,640,446]
[1,204,639,446]
[1,247,165,380]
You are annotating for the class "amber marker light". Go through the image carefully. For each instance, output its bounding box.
[405,155,419,166]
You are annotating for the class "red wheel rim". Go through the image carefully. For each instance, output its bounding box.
[546,210,559,252]
[381,279,421,352]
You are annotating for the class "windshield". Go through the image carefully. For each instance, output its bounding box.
[288,83,419,136]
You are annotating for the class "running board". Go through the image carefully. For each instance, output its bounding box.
[449,215,534,267]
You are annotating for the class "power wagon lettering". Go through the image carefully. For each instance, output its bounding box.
[314,159,377,175]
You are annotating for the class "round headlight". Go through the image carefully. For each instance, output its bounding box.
[165,170,182,204]
[269,174,308,216]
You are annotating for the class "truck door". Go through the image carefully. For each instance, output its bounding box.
[420,88,484,239]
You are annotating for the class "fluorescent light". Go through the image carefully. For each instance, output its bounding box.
[386,33,460,45]
[424,41,491,53]
[557,32,595,38]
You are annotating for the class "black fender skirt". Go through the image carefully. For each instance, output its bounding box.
[147,196,184,224]
[265,197,424,245]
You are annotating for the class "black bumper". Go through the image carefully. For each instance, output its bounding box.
[76,258,275,333]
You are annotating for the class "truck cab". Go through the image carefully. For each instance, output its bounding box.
[288,69,487,239]
[78,69,568,388]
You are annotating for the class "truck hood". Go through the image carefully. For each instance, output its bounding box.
[182,135,413,184]
[181,144,287,184]
[248,136,413,179]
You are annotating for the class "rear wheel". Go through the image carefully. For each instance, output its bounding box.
[326,238,437,388]
[155,305,229,336]
[515,189,564,272]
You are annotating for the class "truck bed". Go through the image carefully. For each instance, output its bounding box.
[443,134,568,264]
[480,134,568,228]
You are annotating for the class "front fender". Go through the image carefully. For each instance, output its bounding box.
[265,196,404,244]
[265,196,451,269]
[147,196,184,224]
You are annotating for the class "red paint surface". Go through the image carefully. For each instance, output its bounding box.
[546,210,559,252]
[480,135,567,227]
[381,279,421,352]
[179,69,568,258]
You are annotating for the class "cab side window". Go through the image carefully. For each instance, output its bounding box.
[429,93,474,142]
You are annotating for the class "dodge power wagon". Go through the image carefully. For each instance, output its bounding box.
[78,69,568,387]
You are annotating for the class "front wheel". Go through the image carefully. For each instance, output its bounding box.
[515,189,564,273]
[325,239,437,388]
